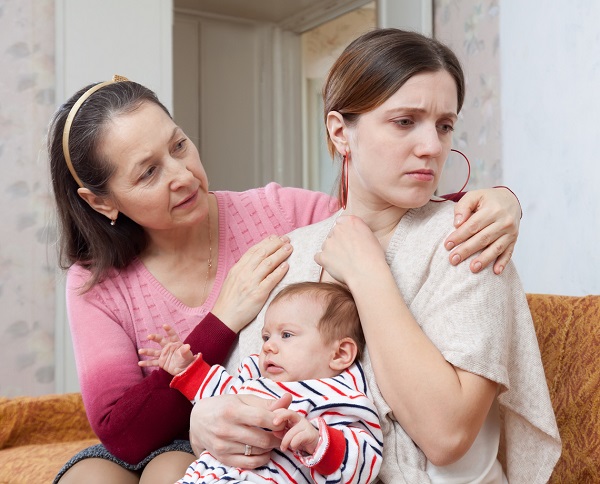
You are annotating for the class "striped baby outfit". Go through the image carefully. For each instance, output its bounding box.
[171,354,383,483]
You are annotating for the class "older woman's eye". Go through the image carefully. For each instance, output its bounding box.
[141,166,157,179]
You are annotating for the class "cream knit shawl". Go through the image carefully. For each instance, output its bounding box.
[229,201,561,483]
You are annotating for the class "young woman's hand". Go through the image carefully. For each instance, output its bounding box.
[212,235,292,333]
[315,215,387,287]
[444,187,521,274]
[189,393,292,466]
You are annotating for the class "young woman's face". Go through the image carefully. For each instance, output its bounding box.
[99,101,209,231]
[344,70,458,212]
[259,296,340,382]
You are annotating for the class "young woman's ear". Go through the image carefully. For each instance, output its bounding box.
[330,337,358,372]
[326,111,350,158]
[77,187,119,222]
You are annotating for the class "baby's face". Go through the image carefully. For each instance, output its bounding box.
[259,296,339,382]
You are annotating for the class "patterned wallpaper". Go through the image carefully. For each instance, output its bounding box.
[0,0,57,397]
[0,0,502,397]
[434,0,503,193]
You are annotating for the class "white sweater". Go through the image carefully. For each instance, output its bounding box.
[231,201,561,484]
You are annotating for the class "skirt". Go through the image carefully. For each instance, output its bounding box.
[53,440,194,483]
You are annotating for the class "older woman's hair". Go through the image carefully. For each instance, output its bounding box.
[48,81,170,290]
[323,27,465,157]
[270,282,365,360]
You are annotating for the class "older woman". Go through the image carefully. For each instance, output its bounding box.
[50,71,521,481]
[190,29,560,483]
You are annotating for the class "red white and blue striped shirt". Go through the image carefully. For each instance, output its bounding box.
[171,354,383,483]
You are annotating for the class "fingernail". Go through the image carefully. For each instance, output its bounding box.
[496,265,504,274]
[451,254,461,265]
[473,261,482,272]
[445,241,455,250]
[284,243,292,251]
[280,235,290,242]
[454,215,463,226]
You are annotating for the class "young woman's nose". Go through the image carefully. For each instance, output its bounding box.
[415,124,443,158]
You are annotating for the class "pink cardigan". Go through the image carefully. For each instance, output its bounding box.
[66,183,335,464]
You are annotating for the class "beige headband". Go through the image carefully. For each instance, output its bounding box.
[62,74,129,188]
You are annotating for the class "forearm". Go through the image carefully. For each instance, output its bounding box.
[89,314,236,463]
[90,367,192,464]
[347,270,483,462]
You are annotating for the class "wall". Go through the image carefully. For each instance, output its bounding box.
[434,0,503,193]
[501,1,600,295]
[0,0,57,397]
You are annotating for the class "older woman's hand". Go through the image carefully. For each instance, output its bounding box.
[444,187,522,274]
[212,235,293,333]
[189,393,292,467]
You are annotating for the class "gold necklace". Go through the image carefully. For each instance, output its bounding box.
[202,211,213,303]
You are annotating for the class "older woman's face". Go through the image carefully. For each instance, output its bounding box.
[345,70,458,213]
[98,101,209,231]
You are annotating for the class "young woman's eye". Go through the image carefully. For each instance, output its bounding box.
[438,123,455,134]
[394,118,414,127]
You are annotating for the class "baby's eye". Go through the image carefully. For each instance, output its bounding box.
[262,334,270,342]
[282,332,292,339]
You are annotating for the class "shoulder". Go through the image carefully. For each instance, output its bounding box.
[214,183,335,230]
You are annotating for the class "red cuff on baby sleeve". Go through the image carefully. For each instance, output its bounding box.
[312,425,346,475]
[170,354,211,401]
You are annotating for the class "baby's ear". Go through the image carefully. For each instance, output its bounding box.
[330,337,358,372]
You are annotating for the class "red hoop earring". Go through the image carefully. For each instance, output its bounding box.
[339,151,349,209]
[431,148,471,202]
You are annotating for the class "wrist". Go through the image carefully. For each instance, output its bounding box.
[493,185,523,219]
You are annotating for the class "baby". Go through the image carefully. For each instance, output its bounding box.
[140,281,382,484]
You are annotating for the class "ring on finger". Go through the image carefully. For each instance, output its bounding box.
[244,444,252,456]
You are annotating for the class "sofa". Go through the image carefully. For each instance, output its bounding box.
[1,294,598,484]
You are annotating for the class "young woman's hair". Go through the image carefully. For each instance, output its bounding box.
[48,81,171,290]
[322,28,465,204]
[271,281,365,360]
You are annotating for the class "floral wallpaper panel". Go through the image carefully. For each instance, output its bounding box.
[0,0,57,397]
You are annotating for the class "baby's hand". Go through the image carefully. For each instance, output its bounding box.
[273,408,320,455]
[138,324,195,375]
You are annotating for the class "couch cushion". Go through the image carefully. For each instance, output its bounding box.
[527,294,600,483]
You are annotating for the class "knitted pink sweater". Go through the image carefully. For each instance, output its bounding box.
[66,183,335,464]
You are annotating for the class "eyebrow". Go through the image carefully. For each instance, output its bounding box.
[384,107,457,120]
[129,126,182,172]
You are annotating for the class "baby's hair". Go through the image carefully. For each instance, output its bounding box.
[270,282,365,360]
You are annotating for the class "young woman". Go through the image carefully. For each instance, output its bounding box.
[188,29,561,483]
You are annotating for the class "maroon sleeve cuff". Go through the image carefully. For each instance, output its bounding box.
[440,191,466,202]
[312,426,346,475]
[184,312,237,365]
[170,354,212,401]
